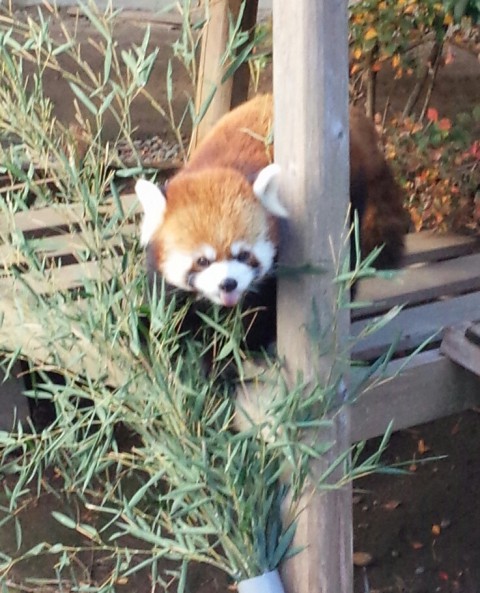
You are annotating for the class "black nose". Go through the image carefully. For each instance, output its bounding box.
[219,278,238,293]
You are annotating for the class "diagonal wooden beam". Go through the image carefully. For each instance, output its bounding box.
[190,0,258,151]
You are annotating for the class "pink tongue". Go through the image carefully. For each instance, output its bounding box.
[220,292,240,307]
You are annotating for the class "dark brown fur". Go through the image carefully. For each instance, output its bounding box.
[349,106,408,267]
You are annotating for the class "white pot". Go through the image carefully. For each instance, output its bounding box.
[238,570,285,593]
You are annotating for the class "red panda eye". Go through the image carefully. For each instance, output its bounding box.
[236,250,251,263]
[196,256,210,268]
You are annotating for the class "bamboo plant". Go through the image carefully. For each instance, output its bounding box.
[0,3,410,592]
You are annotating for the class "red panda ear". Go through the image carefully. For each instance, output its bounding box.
[253,164,288,218]
[135,179,167,246]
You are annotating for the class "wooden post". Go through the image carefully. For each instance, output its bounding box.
[190,0,243,150]
[273,1,352,592]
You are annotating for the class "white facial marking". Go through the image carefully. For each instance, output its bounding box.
[193,261,255,307]
[231,240,249,258]
[135,179,167,246]
[200,245,217,262]
[253,164,288,218]
[162,251,194,291]
[162,241,276,307]
[252,239,276,275]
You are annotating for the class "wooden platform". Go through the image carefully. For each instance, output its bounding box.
[236,230,480,441]
[2,196,480,441]
[0,194,139,386]
[441,322,480,378]
[350,232,480,440]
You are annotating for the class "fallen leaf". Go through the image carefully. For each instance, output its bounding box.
[444,45,455,64]
[353,552,373,567]
[392,54,401,69]
[418,439,430,454]
[451,420,461,435]
[443,13,454,26]
[384,500,401,511]
[411,541,424,550]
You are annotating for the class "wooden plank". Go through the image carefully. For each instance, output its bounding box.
[465,323,480,347]
[273,0,352,592]
[351,291,480,361]
[190,0,243,150]
[355,252,480,317]
[441,324,480,377]
[236,350,480,444]
[0,224,138,267]
[350,350,480,442]
[0,256,123,296]
[403,231,479,266]
[0,194,138,235]
[0,297,127,387]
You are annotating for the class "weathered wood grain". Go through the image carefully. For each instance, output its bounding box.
[355,252,480,316]
[350,350,480,442]
[441,324,480,377]
[273,0,352,591]
[0,256,126,297]
[189,0,243,150]
[0,193,138,235]
[0,224,138,267]
[403,231,479,265]
[0,296,128,386]
[352,291,480,361]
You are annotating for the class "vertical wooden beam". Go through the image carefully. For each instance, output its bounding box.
[190,0,243,150]
[273,1,352,592]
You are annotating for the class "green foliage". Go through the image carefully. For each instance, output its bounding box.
[349,0,448,78]
[443,0,480,22]
[384,108,480,232]
[0,2,154,209]
[0,3,407,591]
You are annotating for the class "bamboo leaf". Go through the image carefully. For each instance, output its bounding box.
[51,511,76,530]
[69,82,98,115]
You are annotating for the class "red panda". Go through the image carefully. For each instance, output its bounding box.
[136,94,407,346]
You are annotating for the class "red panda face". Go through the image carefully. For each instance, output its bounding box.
[136,166,286,307]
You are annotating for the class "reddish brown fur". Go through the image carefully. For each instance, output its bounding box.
[160,168,276,258]
[184,94,274,178]
[149,93,407,271]
[149,94,277,269]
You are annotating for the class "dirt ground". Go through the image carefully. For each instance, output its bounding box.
[5,5,480,593]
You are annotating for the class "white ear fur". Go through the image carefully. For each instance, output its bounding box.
[253,164,288,218]
[135,179,167,246]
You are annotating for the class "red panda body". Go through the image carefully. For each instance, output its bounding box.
[136,94,407,347]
